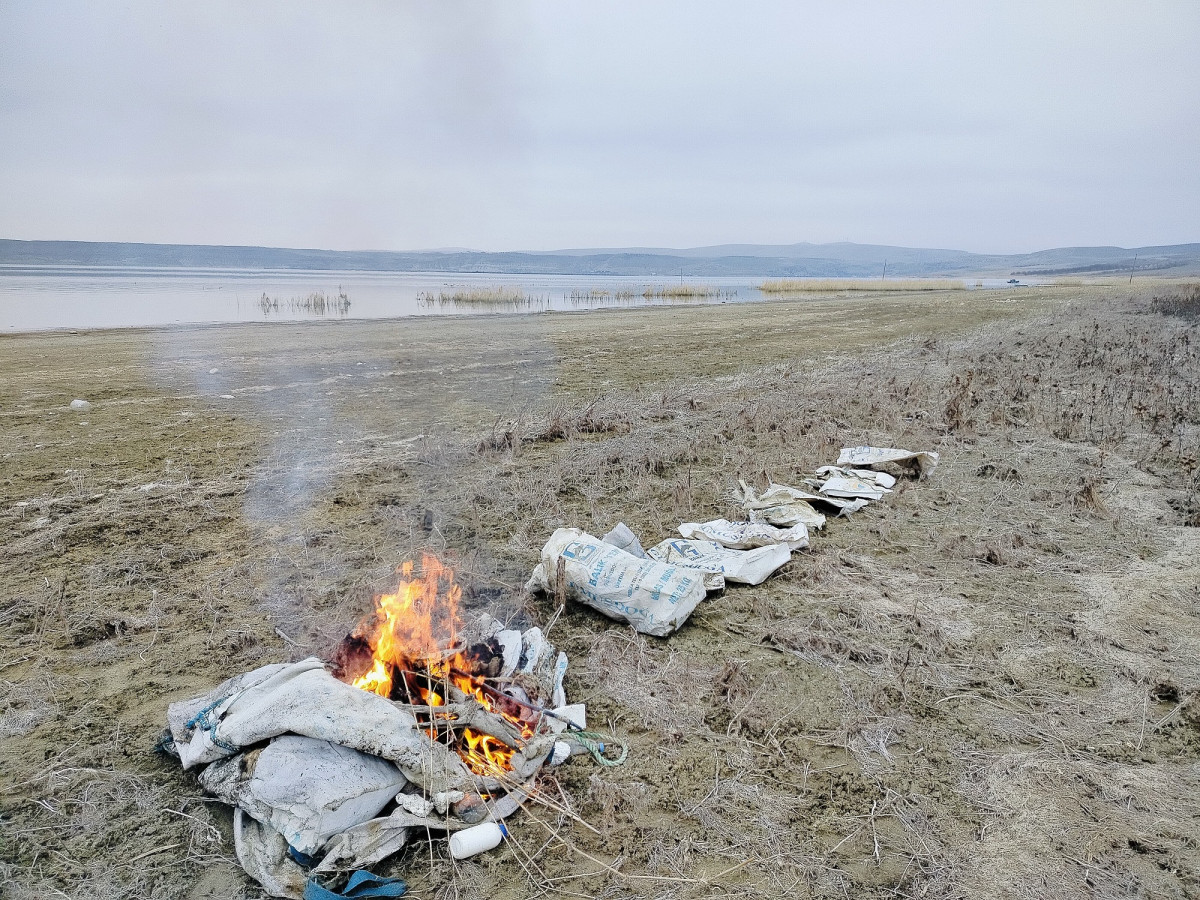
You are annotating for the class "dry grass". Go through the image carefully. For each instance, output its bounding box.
[1149,282,1200,319]
[3,285,1199,899]
[760,278,966,293]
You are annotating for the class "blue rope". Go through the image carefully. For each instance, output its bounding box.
[185,697,239,754]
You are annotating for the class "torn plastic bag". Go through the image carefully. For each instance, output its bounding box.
[678,518,809,551]
[837,446,939,479]
[647,538,790,586]
[601,522,646,558]
[467,617,569,712]
[814,465,897,489]
[313,778,533,876]
[198,736,409,856]
[167,658,472,793]
[817,475,890,501]
[736,480,827,529]
[526,527,708,636]
[234,807,310,899]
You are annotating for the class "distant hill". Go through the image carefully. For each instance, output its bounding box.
[2,238,1198,278]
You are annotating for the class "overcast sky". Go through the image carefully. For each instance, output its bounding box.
[1,2,1197,254]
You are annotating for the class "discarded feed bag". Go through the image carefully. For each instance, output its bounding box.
[166,657,472,793]
[601,521,647,558]
[814,466,897,489]
[818,475,890,501]
[647,538,790,586]
[198,735,409,856]
[678,518,809,551]
[737,481,828,530]
[527,527,709,636]
[836,446,939,479]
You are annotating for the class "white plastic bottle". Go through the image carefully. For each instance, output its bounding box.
[449,821,508,859]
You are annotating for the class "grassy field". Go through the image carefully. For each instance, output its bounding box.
[2,284,1199,899]
[759,278,966,293]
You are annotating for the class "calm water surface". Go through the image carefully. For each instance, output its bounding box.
[0,268,770,332]
[0,267,1024,332]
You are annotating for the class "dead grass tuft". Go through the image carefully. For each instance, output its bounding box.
[1149,283,1200,319]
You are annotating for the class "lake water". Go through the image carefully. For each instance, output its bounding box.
[0,267,1022,332]
[0,268,771,332]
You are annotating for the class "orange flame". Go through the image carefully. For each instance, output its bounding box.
[461,727,517,776]
[348,554,525,774]
[353,555,461,698]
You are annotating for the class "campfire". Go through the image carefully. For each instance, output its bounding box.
[163,552,590,895]
[331,554,573,787]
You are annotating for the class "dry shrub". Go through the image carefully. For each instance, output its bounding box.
[1149,283,1200,319]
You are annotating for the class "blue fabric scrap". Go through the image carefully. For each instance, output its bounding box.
[303,870,407,899]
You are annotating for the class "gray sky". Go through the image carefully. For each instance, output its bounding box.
[1,1,1197,254]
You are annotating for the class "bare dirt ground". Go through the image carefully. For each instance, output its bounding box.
[2,284,1199,899]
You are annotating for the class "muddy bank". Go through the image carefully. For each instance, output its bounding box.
[3,284,1199,899]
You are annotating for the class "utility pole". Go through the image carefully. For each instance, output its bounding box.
[1129,253,1137,285]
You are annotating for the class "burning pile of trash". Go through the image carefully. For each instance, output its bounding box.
[161,555,606,899]
[160,446,935,895]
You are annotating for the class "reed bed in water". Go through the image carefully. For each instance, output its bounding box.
[759,278,965,293]
[642,284,736,299]
[258,289,352,315]
[566,289,638,302]
[417,287,546,307]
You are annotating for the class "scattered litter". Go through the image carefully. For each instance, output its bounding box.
[449,821,508,860]
[538,445,940,636]
[69,398,91,411]
[679,518,809,551]
[528,527,709,636]
[815,465,897,489]
[837,445,939,479]
[647,538,790,586]
[199,735,408,856]
[209,367,220,374]
[163,556,622,898]
[736,481,829,527]
[601,521,646,558]
[815,474,890,501]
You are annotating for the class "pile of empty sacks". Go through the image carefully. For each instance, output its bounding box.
[527,446,939,636]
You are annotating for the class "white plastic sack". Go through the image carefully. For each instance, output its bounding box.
[233,808,309,899]
[678,518,809,551]
[815,465,897,489]
[527,527,709,636]
[818,475,890,501]
[837,446,939,479]
[199,736,409,856]
[647,538,790,586]
[737,481,827,529]
[601,522,646,558]
[167,658,472,793]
